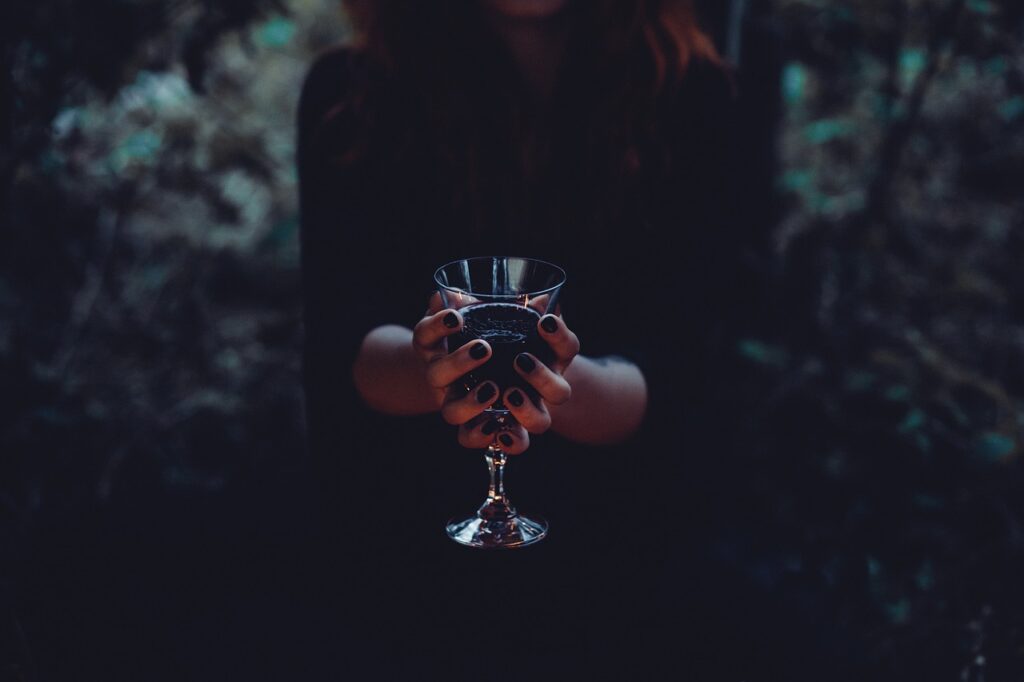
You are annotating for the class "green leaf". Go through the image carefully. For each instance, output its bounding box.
[737,339,788,369]
[39,149,64,174]
[52,107,83,138]
[999,96,1024,122]
[984,57,1007,76]
[142,264,170,289]
[898,408,925,434]
[866,555,885,598]
[110,130,163,173]
[967,0,997,15]
[782,62,808,105]
[262,215,299,251]
[915,561,934,591]
[884,385,911,402]
[804,118,856,144]
[844,370,877,392]
[899,48,927,88]
[885,598,911,625]
[256,17,296,48]
[866,555,881,579]
[973,432,1015,461]
[778,169,813,192]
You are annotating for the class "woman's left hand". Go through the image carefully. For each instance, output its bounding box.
[458,311,580,454]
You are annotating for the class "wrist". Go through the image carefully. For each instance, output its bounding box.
[548,354,648,444]
[354,325,445,415]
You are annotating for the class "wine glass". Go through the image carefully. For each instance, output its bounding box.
[435,256,566,549]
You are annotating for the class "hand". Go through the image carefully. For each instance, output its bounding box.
[412,292,533,451]
[411,295,578,455]
[458,306,579,454]
[493,311,579,453]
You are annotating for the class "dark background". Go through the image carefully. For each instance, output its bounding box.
[3,0,1024,679]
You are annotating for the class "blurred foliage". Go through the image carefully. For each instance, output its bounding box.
[1,0,348,512]
[730,0,1024,676]
[2,0,1024,677]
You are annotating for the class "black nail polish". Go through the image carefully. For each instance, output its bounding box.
[443,312,459,328]
[476,383,496,403]
[541,316,558,333]
[515,354,536,373]
[508,390,524,407]
[469,342,488,360]
[499,434,514,447]
[482,420,499,435]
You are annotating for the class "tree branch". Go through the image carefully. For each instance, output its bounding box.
[860,0,968,228]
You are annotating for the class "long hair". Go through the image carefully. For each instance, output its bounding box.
[330,0,724,237]
[344,1,720,92]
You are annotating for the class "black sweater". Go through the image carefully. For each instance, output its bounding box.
[297,46,770,677]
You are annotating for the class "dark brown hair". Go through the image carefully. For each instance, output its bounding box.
[343,0,720,92]
[331,0,725,236]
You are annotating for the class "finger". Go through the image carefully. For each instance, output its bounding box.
[412,308,464,360]
[526,295,563,319]
[537,314,580,370]
[426,291,445,315]
[427,290,482,316]
[494,424,529,456]
[425,339,491,389]
[526,294,561,316]
[441,381,498,425]
[503,386,552,434]
[513,352,572,405]
[457,414,502,449]
[526,293,550,314]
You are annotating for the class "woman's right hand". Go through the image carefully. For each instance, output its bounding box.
[411,294,531,454]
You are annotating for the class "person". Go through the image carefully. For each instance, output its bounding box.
[298,0,773,677]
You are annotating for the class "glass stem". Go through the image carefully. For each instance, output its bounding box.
[486,446,507,503]
[480,445,516,522]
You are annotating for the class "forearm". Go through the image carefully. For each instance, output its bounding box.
[352,325,440,415]
[353,325,650,442]
[548,356,648,445]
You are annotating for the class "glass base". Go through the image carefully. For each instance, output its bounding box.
[445,514,548,549]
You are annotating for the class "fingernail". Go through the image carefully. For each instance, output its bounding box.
[469,342,489,360]
[541,316,558,333]
[515,354,536,373]
[482,419,499,435]
[476,382,496,403]
[508,390,524,407]
[443,312,459,328]
[499,434,514,447]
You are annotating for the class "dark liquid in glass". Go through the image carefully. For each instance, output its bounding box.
[448,303,555,408]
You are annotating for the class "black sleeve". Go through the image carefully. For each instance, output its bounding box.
[297,49,414,487]
[628,58,747,436]
[676,59,771,406]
